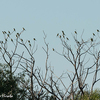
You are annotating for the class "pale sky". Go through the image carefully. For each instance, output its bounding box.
[0,0,100,90]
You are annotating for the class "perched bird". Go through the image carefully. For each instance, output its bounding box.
[13,28,16,31]
[23,27,25,31]
[29,44,31,46]
[97,29,99,32]
[11,39,13,42]
[2,31,4,34]
[59,35,61,38]
[63,35,65,38]
[7,34,9,37]
[4,31,6,34]
[16,34,18,38]
[62,31,65,36]
[5,39,7,41]
[0,41,3,43]
[52,48,54,51]
[74,31,77,34]
[66,37,69,40]
[91,38,93,42]
[57,33,59,37]
[21,39,23,42]
[93,33,95,36]
[28,40,30,43]
[33,38,36,41]
[8,31,10,34]
[77,41,80,44]
[17,33,20,36]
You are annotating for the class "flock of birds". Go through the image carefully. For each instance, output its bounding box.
[1,28,100,51]
[56,30,99,42]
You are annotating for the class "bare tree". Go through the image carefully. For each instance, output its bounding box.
[0,29,65,100]
[1,28,100,100]
[52,30,100,99]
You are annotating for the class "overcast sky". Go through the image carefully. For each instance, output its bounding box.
[0,0,100,90]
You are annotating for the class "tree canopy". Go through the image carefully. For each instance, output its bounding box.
[0,28,100,100]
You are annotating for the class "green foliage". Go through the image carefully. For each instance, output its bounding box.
[89,89,100,100]
[74,89,100,100]
[0,63,26,100]
[49,95,56,100]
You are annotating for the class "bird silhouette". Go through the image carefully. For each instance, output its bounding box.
[8,31,10,34]
[21,39,23,42]
[97,29,99,32]
[33,38,36,41]
[57,33,59,37]
[13,28,16,31]
[28,40,30,43]
[66,37,69,40]
[59,35,61,38]
[52,48,54,51]
[62,31,65,36]
[74,31,77,34]
[29,44,31,46]
[91,38,93,42]
[23,27,25,31]
[93,33,95,36]
[11,39,13,42]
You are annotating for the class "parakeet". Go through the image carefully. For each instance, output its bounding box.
[8,31,10,34]
[62,31,65,36]
[66,37,69,40]
[5,39,7,41]
[11,39,13,42]
[57,33,59,36]
[59,35,61,38]
[13,28,16,31]
[74,31,77,34]
[2,31,4,34]
[97,29,99,32]
[52,48,54,51]
[17,33,20,36]
[7,34,9,37]
[23,27,25,30]
[33,38,36,41]
[93,33,95,36]
[91,38,93,42]
[21,39,23,42]
[29,44,31,46]
[28,40,30,43]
